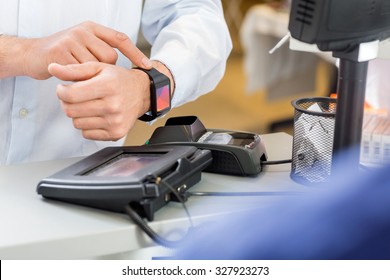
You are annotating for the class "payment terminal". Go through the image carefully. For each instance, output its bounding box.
[37,145,212,221]
[147,116,267,176]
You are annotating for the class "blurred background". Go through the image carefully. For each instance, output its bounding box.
[125,0,337,146]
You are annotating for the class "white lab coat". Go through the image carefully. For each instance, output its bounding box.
[0,0,232,164]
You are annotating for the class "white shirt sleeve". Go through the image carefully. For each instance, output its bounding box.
[141,0,232,107]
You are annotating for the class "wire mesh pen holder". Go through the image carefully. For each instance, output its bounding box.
[291,97,337,185]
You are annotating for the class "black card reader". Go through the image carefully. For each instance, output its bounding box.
[37,145,212,221]
[147,116,267,176]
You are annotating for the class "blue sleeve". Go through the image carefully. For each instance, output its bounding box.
[176,154,390,259]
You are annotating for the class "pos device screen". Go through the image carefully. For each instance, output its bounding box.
[199,132,255,147]
[84,154,161,177]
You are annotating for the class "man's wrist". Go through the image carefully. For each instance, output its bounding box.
[0,35,31,78]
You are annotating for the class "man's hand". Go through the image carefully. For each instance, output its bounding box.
[48,62,151,141]
[0,21,151,79]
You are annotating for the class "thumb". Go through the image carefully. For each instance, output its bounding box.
[48,62,101,81]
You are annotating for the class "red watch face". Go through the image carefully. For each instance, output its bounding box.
[156,84,171,112]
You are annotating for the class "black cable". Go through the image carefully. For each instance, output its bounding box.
[159,179,194,228]
[187,191,300,197]
[261,159,292,165]
[124,172,298,247]
[124,176,195,248]
[124,204,186,248]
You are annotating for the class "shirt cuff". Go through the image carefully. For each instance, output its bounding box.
[150,43,201,109]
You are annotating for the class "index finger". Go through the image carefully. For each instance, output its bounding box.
[90,23,152,69]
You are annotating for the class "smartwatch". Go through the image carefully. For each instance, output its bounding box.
[134,67,171,122]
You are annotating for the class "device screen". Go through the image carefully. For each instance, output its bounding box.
[157,84,170,112]
[200,132,255,147]
[84,153,161,177]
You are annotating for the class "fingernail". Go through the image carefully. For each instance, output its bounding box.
[142,57,152,68]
